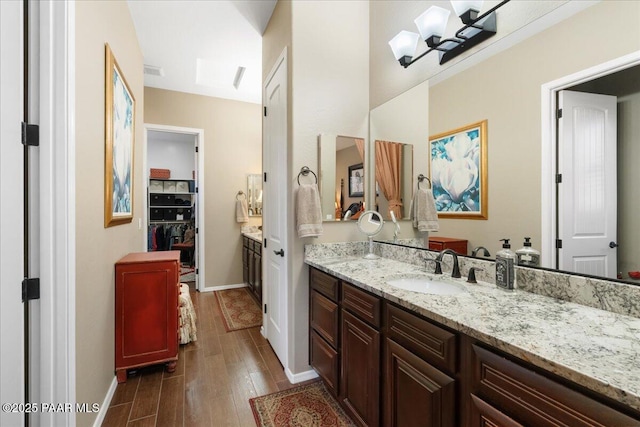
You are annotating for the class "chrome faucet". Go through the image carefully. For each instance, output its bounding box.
[435,249,461,278]
[471,246,491,257]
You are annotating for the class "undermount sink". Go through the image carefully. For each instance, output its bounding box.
[387,277,467,295]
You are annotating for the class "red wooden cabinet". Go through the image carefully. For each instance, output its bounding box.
[115,251,180,383]
[428,237,468,255]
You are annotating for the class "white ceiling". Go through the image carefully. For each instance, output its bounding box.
[127,0,276,105]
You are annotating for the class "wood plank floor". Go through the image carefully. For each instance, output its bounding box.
[103,285,304,427]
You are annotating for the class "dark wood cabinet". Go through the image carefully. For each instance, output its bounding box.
[467,342,640,427]
[384,338,455,427]
[242,236,262,305]
[341,309,380,427]
[428,237,468,256]
[308,268,640,426]
[115,251,180,383]
[309,267,341,396]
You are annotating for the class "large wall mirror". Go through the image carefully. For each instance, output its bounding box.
[247,173,262,216]
[318,134,366,221]
[368,1,640,285]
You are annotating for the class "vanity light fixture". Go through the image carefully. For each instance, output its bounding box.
[388,0,510,68]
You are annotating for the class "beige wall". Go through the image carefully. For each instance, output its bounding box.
[429,0,640,257]
[75,1,144,425]
[144,88,262,287]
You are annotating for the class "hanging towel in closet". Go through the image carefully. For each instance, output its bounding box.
[295,183,323,238]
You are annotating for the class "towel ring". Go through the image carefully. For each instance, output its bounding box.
[297,166,318,185]
[417,174,431,189]
[236,191,246,200]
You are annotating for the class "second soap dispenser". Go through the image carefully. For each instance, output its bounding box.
[516,237,540,267]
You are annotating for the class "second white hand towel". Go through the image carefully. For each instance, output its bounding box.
[236,199,249,223]
[412,187,439,232]
[295,183,323,238]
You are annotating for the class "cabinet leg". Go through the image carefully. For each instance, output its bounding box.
[116,369,127,384]
[166,361,177,373]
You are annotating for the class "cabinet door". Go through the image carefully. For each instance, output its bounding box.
[242,245,250,285]
[248,248,255,291]
[341,310,380,427]
[253,252,262,304]
[469,394,523,427]
[384,338,455,427]
[311,330,340,396]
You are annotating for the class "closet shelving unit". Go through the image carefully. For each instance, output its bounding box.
[148,178,196,223]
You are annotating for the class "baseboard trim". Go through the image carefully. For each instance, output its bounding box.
[93,376,117,427]
[200,283,247,293]
[286,367,319,384]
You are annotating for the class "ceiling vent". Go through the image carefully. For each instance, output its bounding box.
[143,65,165,77]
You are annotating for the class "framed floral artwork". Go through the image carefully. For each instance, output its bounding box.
[104,43,135,227]
[348,163,364,197]
[429,120,488,219]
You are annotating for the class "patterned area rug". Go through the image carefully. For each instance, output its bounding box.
[250,381,355,427]
[180,266,195,282]
[214,288,262,332]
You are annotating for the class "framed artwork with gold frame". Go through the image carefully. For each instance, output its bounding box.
[104,43,135,227]
[429,120,488,219]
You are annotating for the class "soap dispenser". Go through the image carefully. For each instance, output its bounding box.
[495,238,516,290]
[516,237,541,267]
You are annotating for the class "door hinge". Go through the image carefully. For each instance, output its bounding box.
[263,106,267,117]
[556,173,562,184]
[22,278,40,302]
[195,146,199,153]
[21,122,39,146]
[195,228,199,234]
[556,108,563,119]
[196,268,199,275]
[264,304,267,314]
[264,238,267,248]
[195,187,198,193]
[263,172,267,182]
[556,239,563,249]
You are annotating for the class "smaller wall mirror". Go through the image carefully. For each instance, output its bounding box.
[247,174,262,216]
[318,134,366,221]
[357,210,384,259]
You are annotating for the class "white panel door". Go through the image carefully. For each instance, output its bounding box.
[558,90,617,278]
[0,1,26,425]
[263,51,288,367]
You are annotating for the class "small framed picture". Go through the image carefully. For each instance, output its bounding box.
[348,163,364,197]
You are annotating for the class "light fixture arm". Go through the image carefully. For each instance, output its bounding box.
[399,0,510,68]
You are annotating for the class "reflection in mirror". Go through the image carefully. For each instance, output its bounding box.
[318,134,365,221]
[369,8,640,284]
[374,140,413,221]
[247,174,262,216]
[357,210,384,259]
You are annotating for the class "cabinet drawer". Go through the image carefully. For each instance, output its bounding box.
[342,282,381,328]
[384,303,457,375]
[310,268,340,302]
[310,291,339,348]
[243,236,250,248]
[471,344,640,426]
[310,330,339,396]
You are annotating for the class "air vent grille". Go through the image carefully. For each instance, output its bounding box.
[143,65,165,77]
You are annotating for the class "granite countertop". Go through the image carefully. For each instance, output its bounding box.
[242,231,262,243]
[305,255,640,412]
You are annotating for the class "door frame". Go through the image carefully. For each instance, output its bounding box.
[143,124,206,291]
[540,50,640,268]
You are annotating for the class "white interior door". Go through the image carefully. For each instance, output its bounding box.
[1,1,26,425]
[558,90,617,278]
[263,51,288,367]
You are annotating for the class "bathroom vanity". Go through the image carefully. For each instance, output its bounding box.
[242,232,262,304]
[306,243,640,426]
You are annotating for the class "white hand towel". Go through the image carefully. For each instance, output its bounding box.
[236,199,249,223]
[295,183,323,238]
[411,187,439,232]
